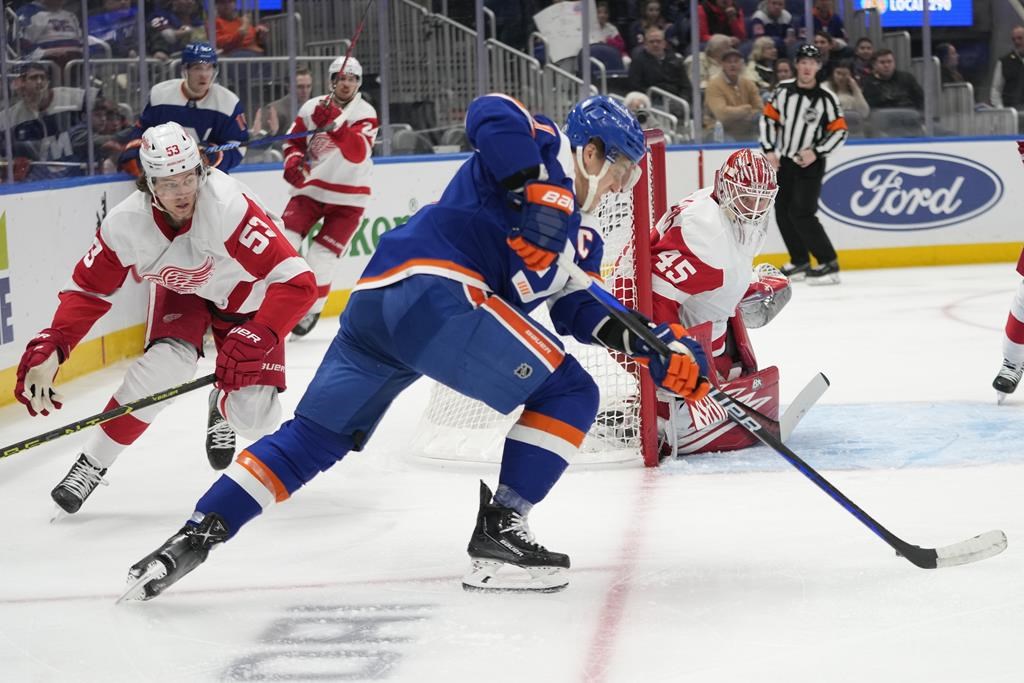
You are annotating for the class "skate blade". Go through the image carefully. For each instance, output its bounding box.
[116,561,167,605]
[806,274,840,286]
[50,505,69,524]
[997,391,1009,405]
[461,559,568,593]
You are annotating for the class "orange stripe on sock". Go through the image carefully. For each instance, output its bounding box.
[517,410,586,448]
[237,450,290,502]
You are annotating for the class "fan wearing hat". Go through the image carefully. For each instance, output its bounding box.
[704,47,763,140]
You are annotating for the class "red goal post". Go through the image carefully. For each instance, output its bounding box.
[411,129,668,467]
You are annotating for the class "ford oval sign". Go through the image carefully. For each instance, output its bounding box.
[819,151,1003,230]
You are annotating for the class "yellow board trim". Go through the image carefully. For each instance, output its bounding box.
[0,324,146,408]
[2,242,1018,408]
[755,242,1021,270]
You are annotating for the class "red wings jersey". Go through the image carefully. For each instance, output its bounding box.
[649,187,762,356]
[284,95,379,207]
[59,169,314,347]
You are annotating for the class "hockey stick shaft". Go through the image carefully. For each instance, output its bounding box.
[557,254,1005,568]
[1,374,216,460]
[204,124,336,154]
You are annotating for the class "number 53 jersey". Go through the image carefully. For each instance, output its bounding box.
[53,168,314,350]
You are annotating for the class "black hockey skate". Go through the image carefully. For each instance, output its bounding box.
[806,260,841,285]
[206,388,236,470]
[291,311,320,337]
[51,453,108,514]
[463,481,570,593]
[993,358,1024,404]
[780,262,810,282]
[117,513,229,603]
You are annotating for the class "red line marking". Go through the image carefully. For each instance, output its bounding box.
[580,469,659,682]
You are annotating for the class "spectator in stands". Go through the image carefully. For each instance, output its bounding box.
[69,96,131,174]
[89,0,139,58]
[251,67,315,150]
[862,48,924,111]
[596,1,629,61]
[697,0,746,47]
[823,60,868,134]
[992,26,1024,109]
[215,0,269,56]
[812,0,845,43]
[746,36,778,97]
[774,57,793,82]
[704,48,762,140]
[16,0,84,68]
[629,1,677,52]
[149,0,208,60]
[0,62,94,182]
[813,30,851,84]
[936,43,965,85]
[628,26,692,112]
[852,37,874,83]
[685,33,731,90]
[750,0,797,55]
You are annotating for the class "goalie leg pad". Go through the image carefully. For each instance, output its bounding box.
[659,365,780,455]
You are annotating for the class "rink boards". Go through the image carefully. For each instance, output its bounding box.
[0,136,1020,402]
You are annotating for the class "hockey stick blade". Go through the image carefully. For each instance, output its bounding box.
[780,372,829,441]
[894,530,1008,569]
[556,255,1008,570]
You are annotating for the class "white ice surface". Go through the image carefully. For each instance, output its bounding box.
[0,264,1022,682]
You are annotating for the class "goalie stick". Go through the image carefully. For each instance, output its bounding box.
[1,374,216,460]
[557,253,1007,569]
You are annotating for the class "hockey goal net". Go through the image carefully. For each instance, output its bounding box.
[411,129,667,467]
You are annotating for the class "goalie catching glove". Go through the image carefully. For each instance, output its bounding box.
[507,181,574,271]
[216,322,278,392]
[15,329,70,416]
[596,316,711,401]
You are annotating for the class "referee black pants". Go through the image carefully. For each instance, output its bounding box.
[774,157,837,267]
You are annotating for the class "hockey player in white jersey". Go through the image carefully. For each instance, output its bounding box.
[640,148,791,455]
[992,247,1024,403]
[14,122,317,515]
[281,55,379,337]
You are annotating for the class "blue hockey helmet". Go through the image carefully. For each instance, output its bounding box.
[565,95,646,165]
[182,42,218,67]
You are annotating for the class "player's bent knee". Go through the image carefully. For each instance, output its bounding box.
[530,355,600,422]
[223,385,281,440]
[128,337,199,387]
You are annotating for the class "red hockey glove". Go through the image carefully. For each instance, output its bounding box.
[634,323,711,401]
[283,153,308,187]
[311,99,341,129]
[216,322,278,392]
[1017,140,1024,166]
[507,181,574,271]
[15,329,69,416]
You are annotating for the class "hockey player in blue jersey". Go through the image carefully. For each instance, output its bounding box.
[118,42,249,174]
[120,94,711,599]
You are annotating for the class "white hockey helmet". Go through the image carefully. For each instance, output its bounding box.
[139,122,207,201]
[329,55,362,82]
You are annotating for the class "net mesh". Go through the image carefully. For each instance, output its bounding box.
[410,140,659,465]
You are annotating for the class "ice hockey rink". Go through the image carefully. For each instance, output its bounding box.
[1,262,1022,683]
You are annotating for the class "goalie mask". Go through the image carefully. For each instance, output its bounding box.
[715,149,778,246]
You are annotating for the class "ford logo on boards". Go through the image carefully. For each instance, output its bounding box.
[819,152,1003,230]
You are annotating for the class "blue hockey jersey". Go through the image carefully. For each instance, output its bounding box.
[129,79,249,172]
[355,94,611,345]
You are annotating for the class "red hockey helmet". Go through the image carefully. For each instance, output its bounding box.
[715,149,778,243]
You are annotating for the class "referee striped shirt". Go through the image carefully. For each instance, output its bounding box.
[759,79,848,158]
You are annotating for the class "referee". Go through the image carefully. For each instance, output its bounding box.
[759,44,848,284]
